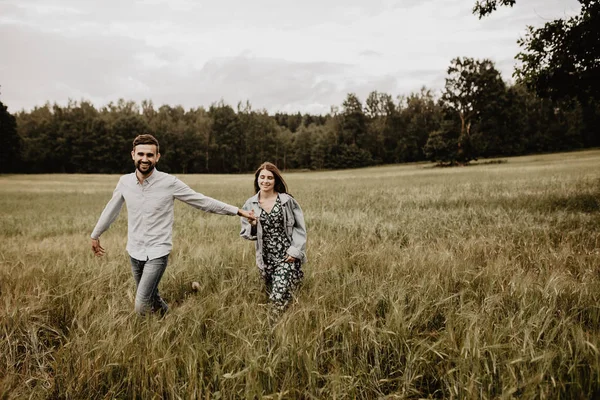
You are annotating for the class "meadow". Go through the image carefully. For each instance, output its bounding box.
[1,150,600,399]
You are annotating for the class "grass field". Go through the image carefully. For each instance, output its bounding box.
[1,150,600,399]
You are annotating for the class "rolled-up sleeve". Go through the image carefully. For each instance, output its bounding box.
[173,178,238,215]
[90,180,125,239]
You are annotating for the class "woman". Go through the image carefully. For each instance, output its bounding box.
[240,162,307,313]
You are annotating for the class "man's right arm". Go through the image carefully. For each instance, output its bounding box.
[90,182,125,255]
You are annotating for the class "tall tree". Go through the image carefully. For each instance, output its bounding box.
[339,93,367,147]
[239,107,279,171]
[289,124,313,169]
[441,57,506,163]
[99,99,149,173]
[181,107,212,173]
[398,88,441,162]
[472,0,515,16]
[0,98,21,173]
[145,105,210,174]
[17,103,58,173]
[365,91,395,163]
[331,93,372,168]
[423,116,461,165]
[208,101,243,173]
[309,123,336,170]
[61,100,100,173]
[474,0,600,146]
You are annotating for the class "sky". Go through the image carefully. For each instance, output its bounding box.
[0,0,581,115]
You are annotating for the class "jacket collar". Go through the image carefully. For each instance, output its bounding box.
[249,192,292,205]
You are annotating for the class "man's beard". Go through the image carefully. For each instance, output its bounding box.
[136,161,155,176]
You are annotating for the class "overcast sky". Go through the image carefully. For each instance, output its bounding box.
[0,0,581,114]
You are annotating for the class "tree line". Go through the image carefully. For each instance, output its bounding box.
[0,57,596,174]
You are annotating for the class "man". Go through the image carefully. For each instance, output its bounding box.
[90,134,255,315]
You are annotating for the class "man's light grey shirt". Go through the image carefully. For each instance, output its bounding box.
[91,170,238,261]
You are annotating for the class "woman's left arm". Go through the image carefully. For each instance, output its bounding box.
[286,199,307,261]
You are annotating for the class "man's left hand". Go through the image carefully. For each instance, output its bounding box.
[238,209,257,223]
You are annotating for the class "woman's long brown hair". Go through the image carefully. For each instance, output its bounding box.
[253,162,289,194]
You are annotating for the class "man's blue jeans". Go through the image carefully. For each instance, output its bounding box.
[129,255,169,315]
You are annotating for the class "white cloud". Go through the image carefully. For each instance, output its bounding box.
[0,0,581,114]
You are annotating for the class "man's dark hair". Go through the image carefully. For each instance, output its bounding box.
[132,134,160,153]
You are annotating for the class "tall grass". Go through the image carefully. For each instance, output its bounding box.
[1,150,600,399]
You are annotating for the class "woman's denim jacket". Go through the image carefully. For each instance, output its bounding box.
[240,192,307,271]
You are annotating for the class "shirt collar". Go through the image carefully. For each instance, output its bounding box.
[135,168,159,185]
[146,169,159,184]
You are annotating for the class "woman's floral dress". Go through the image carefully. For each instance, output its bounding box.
[259,195,303,312]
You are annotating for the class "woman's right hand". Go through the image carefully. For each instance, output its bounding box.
[248,210,257,226]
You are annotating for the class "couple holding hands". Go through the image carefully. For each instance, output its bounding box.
[90,134,306,316]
